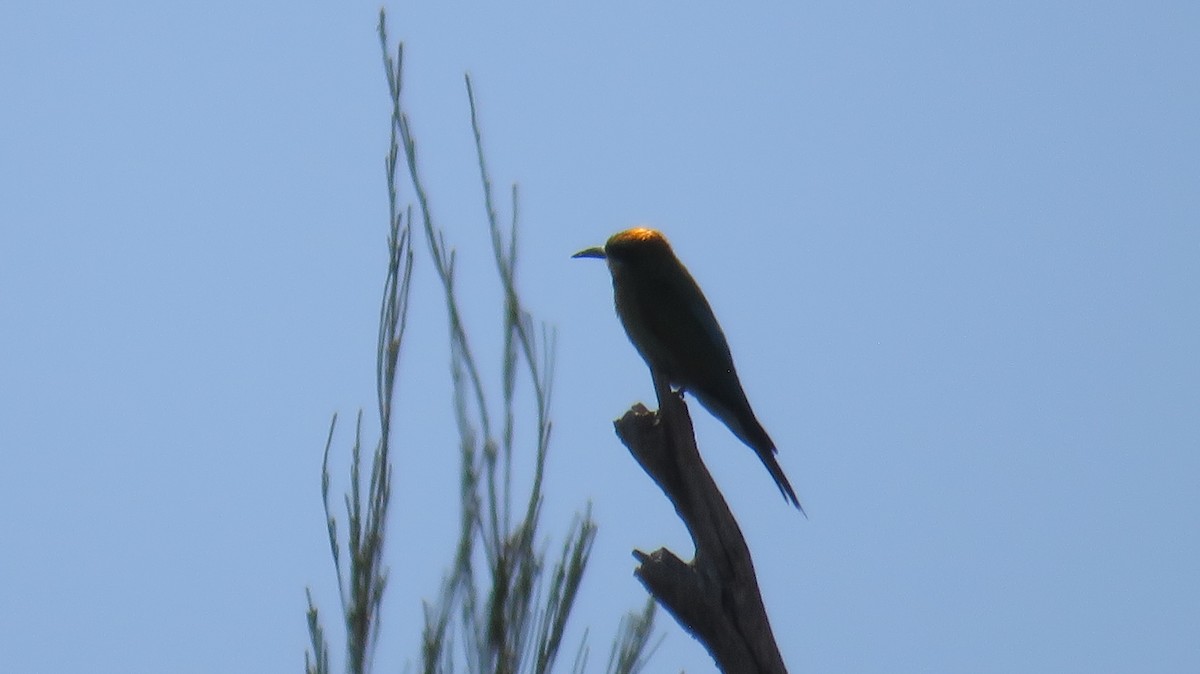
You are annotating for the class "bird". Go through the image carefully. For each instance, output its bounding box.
[573,227,802,511]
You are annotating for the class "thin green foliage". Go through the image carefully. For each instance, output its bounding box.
[605,599,662,674]
[303,11,416,672]
[306,10,659,674]
[306,588,332,674]
[378,9,602,670]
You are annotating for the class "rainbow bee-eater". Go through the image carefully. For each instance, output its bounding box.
[574,227,802,510]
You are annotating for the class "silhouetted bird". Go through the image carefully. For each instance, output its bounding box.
[574,227,802,510]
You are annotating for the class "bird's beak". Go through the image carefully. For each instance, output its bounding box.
[572,246,606,259]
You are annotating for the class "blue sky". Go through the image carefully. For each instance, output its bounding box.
[2,2,1198,672]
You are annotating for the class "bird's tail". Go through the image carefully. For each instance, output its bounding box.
[726,404,805,515]
[758,444,805,516]
[692,391,805,514]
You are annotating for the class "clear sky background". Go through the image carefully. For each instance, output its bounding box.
[2,2,1198,672]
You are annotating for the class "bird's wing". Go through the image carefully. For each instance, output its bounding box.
[634,263,741,395]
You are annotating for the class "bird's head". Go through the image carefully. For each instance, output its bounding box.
[572,227,675,269]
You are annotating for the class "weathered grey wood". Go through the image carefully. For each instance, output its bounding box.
[612,372,789,674]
